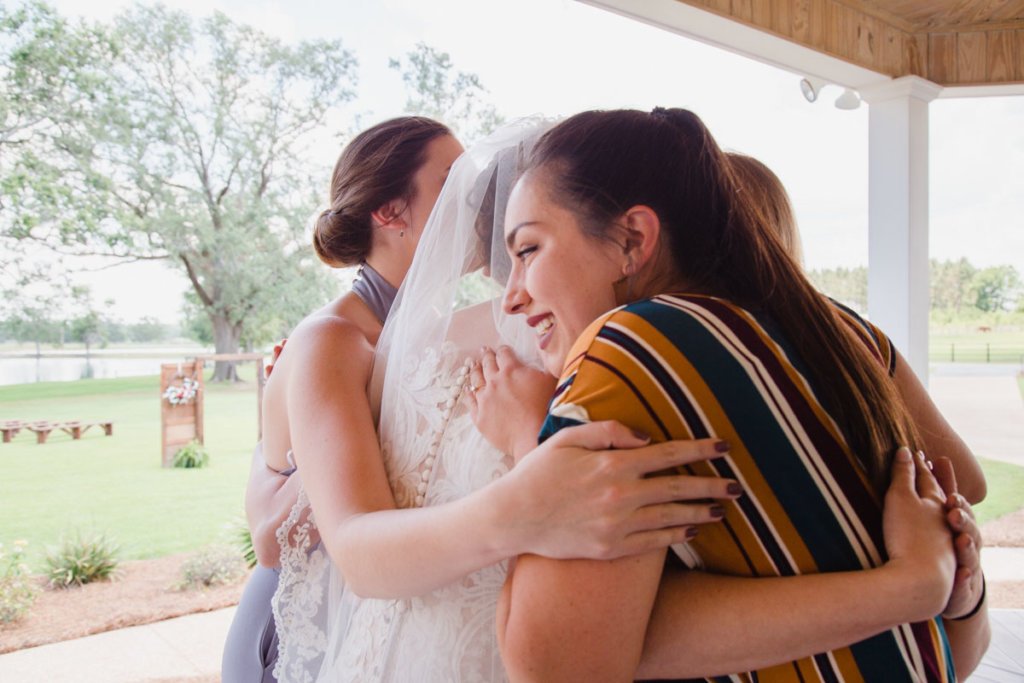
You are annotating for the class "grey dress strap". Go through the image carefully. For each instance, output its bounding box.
[351,262,398,323]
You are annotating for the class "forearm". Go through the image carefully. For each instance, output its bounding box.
[942,600,990,678]
[249,471,305,567]
[637,563,943,679]
[328,477,518,599]
[500,551,666,682]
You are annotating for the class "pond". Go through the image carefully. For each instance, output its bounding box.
[0,349,211,386]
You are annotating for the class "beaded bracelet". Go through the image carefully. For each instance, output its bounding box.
[949,575,986,621]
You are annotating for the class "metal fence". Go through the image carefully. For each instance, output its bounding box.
[929,344,1024,365]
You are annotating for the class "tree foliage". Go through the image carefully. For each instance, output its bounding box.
[809,259,1021,317]
[389,42,503,142]
[3,3,356,378]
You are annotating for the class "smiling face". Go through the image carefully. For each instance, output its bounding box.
[502,169,626,377]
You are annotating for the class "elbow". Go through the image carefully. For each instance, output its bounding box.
[252,522,282,568]
[963,476,986,506]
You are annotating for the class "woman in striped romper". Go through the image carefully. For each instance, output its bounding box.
[470,108,990,682]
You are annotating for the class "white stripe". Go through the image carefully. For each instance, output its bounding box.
[661,295,883,568]
[598,314,796,575]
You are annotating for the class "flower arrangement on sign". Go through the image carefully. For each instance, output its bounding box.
[163,377,200,406]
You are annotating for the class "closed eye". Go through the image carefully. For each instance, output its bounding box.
[515,245,537,261]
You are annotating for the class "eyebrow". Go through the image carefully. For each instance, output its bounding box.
[505,221,541,249]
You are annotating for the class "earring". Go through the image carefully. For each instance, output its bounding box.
[400,229,405,238]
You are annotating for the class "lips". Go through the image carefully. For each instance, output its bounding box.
[527,313,556,351]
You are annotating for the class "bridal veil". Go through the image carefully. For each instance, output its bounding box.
[272,118,550,682]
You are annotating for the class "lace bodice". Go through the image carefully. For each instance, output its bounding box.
[274,341,511,682]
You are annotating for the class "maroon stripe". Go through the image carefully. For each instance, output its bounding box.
[670,295,885,562]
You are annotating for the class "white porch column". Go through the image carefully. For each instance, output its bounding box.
[859,76,942,386]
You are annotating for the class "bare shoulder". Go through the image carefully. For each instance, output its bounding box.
[285,309,375,376]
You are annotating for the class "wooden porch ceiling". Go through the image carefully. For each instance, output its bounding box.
[672,0,1024,87]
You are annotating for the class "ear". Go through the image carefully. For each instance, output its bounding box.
[619,205,661,275]
[371,199,409,232]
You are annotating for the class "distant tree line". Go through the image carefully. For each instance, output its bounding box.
[1,309,177,355]
[809,259,1023,317]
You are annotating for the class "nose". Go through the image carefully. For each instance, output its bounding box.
[503,269,529,315]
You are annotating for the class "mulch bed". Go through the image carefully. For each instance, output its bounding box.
[2,512,1022,655]
[0,553,246,654]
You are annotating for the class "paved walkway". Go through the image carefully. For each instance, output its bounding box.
[0,370,1021,682]
[0,607,233,682]
[929,365,1024,468]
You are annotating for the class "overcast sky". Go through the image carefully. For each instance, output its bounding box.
[53,0,1024,323]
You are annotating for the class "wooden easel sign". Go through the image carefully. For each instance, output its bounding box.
[160,361,205,467]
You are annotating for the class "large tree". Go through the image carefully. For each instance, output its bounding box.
[390,42,503,142]
[3,3,357,379]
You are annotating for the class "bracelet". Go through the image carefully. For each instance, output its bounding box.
[949,575,986,621]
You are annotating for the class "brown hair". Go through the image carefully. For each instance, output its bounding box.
[727,153,803,265]
[313,116,452,267]
[528,108,918,491]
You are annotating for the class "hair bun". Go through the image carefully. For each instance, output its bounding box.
[313,207,366,268]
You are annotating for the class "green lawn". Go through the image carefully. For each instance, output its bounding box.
[2,369,1022,571]
[929,330,1024,364]
[0,371,259,571]
[974,457,1024,525]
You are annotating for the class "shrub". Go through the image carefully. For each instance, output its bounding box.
[172,440,210,469]
[178,545,245,589]
[45,532,120,588]
[227,517,257,570]
[0,540,38,623]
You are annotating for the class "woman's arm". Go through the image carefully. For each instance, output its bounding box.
[637,449,973,679]
[495,444,964,682]
[286,321,738,599]
[893,348,985,502]
[245,442,308,567]
[500,549,667,682]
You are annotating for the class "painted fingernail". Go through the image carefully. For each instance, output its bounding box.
[714,439,731,453]
[895,447,912,462]
[727,482,743,496]
[631,429,650,441]
[686,527,699,539]
[709,504,725,519]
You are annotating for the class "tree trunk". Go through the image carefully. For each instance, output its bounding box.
[210,314,242,382]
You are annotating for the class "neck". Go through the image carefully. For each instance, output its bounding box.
[363,255,408,292]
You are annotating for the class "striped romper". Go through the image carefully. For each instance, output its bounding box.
[539,294,955,683]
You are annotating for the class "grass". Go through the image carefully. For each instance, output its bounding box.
[929,330,1024,364]
[0,368,259,571]
[1,364,1022,572]
[974,457,1024,525]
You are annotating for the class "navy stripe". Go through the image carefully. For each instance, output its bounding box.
[600,312,794,576]
[632,299,869,574]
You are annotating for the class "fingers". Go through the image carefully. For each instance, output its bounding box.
[480,346,498,376]
[628,438,732,476]
[953,529,980,571]
[605,526,697,559]
[889,447,915,495]
[549,420,651,451]
[932,456,958,498]
[627,501,724,534]
[495,345,520,368]
[913,450,944,500]
[632,472,742,507]
[468,363,485,394]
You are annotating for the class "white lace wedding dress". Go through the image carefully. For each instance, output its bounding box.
[272,119,549,683]
[273,337,512,683]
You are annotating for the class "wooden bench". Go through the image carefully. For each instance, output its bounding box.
[1,420,25,443]
[7,420,114,444]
